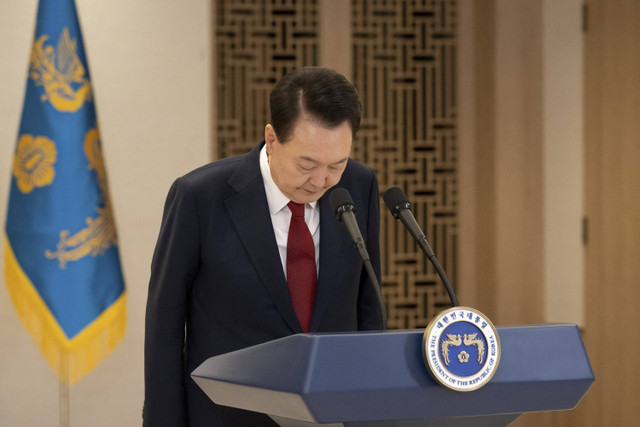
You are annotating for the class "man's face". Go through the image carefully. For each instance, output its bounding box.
[265,118,352,204]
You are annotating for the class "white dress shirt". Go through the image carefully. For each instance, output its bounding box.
[259,145,320,277]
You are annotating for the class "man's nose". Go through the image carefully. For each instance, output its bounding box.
[308,168,329,188]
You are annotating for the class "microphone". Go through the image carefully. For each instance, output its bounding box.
[383,187,459,307]
[329,188,369,261]
[329,188,387,330]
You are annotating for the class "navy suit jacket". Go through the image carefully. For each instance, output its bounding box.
[144,142,382,426]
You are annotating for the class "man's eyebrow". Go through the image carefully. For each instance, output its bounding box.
[299,156,349,166]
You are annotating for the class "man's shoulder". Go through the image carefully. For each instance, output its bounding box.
[181,155,242,184]
[345,158,374,175]
[341,158,376,185]
[177,145,261,192]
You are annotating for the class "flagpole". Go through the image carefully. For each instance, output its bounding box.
[5,2,126,421]
[59,355,70,427]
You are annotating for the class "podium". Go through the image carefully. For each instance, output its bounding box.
[191,324,594,426]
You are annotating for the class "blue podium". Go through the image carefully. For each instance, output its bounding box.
[191,324,594,426]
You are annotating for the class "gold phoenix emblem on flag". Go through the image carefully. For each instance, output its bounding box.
[29,27,92,112]
[45,128,118,268]
[12,134,57,194]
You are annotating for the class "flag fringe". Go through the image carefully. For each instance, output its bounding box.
[4,234,126,385]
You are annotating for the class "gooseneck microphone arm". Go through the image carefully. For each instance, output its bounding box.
[383,187,459,307]
[329,188,388,330]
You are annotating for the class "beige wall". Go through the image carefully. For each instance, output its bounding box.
[578,1,640,425]
[0,0,211,425]
[458,0,584,328]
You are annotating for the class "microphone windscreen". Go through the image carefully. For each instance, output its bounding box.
[329,187,354,213]
[383,187,408,213]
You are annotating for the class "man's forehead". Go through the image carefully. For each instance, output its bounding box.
[298,155,349,165]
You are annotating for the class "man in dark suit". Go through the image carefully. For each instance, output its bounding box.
[144,67,383,426]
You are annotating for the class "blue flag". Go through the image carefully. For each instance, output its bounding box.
[4,0,126,385]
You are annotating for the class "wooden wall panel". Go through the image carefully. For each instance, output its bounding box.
[562,1,640,425]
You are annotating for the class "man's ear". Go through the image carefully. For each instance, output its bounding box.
[264,124,278,154]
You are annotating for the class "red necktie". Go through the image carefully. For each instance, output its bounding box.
[286,201,317,332]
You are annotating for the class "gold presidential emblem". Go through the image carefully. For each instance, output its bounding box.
[29,27,92,112]
[12,134,57,194]
[423,307,501,392]
[45,128,117,268]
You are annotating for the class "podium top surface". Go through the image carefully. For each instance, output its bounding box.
[192,324,594,423]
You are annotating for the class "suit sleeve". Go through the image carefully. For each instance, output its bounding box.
[143,178,200,426]
[357,168,384,330]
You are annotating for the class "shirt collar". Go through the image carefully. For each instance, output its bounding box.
[259,144,318,214]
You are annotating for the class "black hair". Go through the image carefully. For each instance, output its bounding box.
[269,67,362,143]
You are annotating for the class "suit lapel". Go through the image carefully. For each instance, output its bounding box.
[224,145,303,333]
